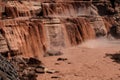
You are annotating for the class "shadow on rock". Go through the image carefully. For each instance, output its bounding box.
[105,52,120,63]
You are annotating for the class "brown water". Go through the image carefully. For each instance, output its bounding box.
[0,1,115,59]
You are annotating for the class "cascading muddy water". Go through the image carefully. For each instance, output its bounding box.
[42,2,91,17]
[0,0,116,58]
[0,1,120,80]
[0,20,45,59]
[61,18,95,46]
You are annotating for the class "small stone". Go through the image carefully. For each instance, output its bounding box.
[67,62,71,64]
[27,67,35,71]
[118,76,120,77]
[55,71,60,73]
[51,76,61,79]
[27,73,37,80]
[46,69,56,74]
[57,58,68,61]
[27,57,42,67]
[44,50,63,57]
[35,67,45,73]
[23,69,29,75]
[55,63,60,65]
[74,74,79,76]
[19,63,25,68]
[29,70,36,75]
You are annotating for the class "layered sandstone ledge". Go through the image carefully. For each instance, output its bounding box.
[0,0,120,58]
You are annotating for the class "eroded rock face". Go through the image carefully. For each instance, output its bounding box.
[0,1,120,80]
[0,33,9,54]
[0,0,119,59]
[0,17,96,58]
[0,20,45,59]
[42,2,91,17]
[4,1,41,18]
[63,18,95,45]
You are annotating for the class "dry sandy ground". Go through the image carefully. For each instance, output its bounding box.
[38,39,120,80]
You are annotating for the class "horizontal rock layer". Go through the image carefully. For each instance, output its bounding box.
[0,0,119,58]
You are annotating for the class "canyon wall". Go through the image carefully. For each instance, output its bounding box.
[0,20,45,58]
[0,1,119,59]
[0,17,95,58]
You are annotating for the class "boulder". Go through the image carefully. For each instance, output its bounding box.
[35,67,45,73]
[108,25,120,39]
[44,50,63,57]
[57,57,68,61]
[51,76,61,79]
[35,65,45,73]
[27,57,42,67]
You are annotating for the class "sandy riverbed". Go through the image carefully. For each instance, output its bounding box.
[38,38,120,80]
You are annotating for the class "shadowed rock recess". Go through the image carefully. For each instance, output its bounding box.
[0,0,120,79]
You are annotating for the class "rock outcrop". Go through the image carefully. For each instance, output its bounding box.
[0,54,19,80]
[10,56,44,80]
